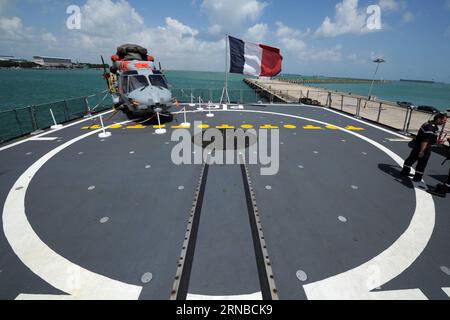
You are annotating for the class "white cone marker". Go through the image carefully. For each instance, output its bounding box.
[197,96,204,111]
[189,93,196,107]
[181,107,191,127]
[206,101,214,118]
[155,112,166,135]
[50,109,63,130]
[98,115,112,138]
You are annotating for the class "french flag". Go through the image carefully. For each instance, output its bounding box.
[229,36,283,77]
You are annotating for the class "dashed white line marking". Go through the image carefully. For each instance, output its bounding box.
[29,137,58,141]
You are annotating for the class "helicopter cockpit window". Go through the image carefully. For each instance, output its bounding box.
[128,75,149,92]
[148,75,169,89]
[119,76,129,94]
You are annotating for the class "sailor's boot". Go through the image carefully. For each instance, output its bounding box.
[412,172,423,182]
[436,183,450,194]
[401,166,411,176]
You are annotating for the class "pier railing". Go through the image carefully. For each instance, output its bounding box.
[243,79,443,136]
[0,91,111,143]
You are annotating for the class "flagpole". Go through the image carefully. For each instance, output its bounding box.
[220,34,230,105]
[225,33,229,93]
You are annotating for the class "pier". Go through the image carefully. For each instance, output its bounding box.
[278,78,390,85]
[244,78,447,136]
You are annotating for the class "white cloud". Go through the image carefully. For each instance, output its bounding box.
[207,24,222,36]
[402,11,415,23]
[275,22,307,53]
[315,0,370,38]
[201,0,268,36]
[378,0,406,12]
[244,23,268,42]
[164,17,199,37]
[61,0,224,70]
[274,21,344,64]
[42,32,57,43]
[0,16,30,40]
[347,53,367,64]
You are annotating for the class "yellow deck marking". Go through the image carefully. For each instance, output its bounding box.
[346,126,365,131]
[127,124,147,129]
[325,125,339,130]
[303,125,323,130]
[260,125,279,129]
[152,125,166,129]
[216,124,235,129]
[109,124,123,129]
[241,124,254,129]
[83,125,101,130]
[284,124,297,129]
[198,124,210,129]
[172,124,191,129]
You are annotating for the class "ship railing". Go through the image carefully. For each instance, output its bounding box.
[0,90,112,143]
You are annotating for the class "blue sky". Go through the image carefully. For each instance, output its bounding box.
[1,0,450,82]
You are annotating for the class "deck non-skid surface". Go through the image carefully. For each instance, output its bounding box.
[1,104,449,300]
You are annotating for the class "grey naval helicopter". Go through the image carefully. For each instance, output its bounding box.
[103,44,173,119]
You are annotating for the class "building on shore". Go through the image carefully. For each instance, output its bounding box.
[33,56,73,68]
[0,55,28,62]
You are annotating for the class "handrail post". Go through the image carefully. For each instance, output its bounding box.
[405,107,414,136]
[377,102,382,123]
[29,106,38,132]
[341,95,344,111]
[64,100,70,121]
[13,109,23,135]
[402,107,410,133]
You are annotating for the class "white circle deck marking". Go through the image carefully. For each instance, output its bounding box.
[178,186,185,191]
[339,216,348,223]
[145,165,151,169]
[351,185,359,190]
[129,151,135,154]
[26,152,32,156]
[313,151,319,154]
[88,186,96,191]
[265,186,272,190]
[298,165,304,169]
[3,108,436,300]
[78,152,84,155]
[362,152,368,155]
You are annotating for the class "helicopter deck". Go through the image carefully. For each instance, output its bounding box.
[0,104,449,300]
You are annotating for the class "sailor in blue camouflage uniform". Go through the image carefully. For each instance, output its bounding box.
[434,137,450,197]
[401,113,448,182]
